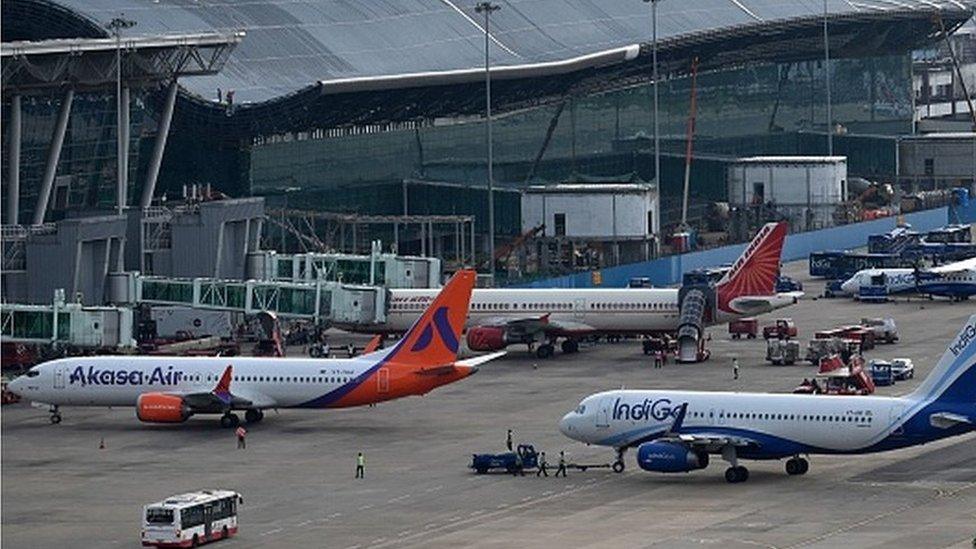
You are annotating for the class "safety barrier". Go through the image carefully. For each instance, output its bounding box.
[519,207,950,289]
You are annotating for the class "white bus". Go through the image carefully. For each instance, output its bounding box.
[142,489,242,548]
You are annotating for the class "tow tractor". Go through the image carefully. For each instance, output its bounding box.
[763,318,797,340]
[471,444,538,474]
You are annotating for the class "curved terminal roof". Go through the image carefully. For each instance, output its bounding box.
[3,0,973,134]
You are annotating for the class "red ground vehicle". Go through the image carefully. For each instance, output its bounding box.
[728,318,758,339]
[794,354,875,395]
[835,326,876,351]
[763,318,797,340]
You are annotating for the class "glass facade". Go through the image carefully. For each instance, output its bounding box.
[1,90,154,225]
[248,54,911,235]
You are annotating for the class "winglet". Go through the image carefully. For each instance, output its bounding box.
[665,402,689,436]
[212,365,233,404]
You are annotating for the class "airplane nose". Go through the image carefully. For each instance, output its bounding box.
[840,278,855,294]
[7,377,24,396]
[558,412,576,438]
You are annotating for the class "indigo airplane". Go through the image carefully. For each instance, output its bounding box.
[8,270,503,427]
[559,314,976,483]
[840,257,976,301]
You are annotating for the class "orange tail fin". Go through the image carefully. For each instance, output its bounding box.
[716,222,787,310]
[382,269,476,369]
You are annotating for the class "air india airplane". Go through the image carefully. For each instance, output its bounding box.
[348,222,800,359]
[8,270,501,427]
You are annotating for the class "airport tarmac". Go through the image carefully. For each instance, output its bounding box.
[3,261,975,548]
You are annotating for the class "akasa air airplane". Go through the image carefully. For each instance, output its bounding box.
[9,270,501,427]
[350,222,800,359]
[559,314,976,483]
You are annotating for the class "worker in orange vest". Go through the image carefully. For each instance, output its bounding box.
[235,425,247,449]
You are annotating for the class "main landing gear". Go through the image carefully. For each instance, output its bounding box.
[220,412,240,428]
[722,445,749,483]
[535,344,554,359]
[785,456,809,476]
[245,409,264,424]
[49,405,62,425]
[561,339,579,354]
[612,447,627,473]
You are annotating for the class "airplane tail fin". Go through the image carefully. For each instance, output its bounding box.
[212,365,233,405]
[716,222,787,311]
[910,314,976,404]
[380,269,476,370]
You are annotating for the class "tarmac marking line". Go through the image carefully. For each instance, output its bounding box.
[261,528,283,536]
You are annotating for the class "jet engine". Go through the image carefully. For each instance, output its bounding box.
[636,441,709,473]
[136,393,192,423]
[466,326,509,351]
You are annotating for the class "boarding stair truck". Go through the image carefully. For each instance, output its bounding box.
[860,317,898,343]
[766,339,800,365]
[816,354,875,395]
[675,282,716,363]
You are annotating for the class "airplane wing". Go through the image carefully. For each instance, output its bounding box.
[659,432,763,453]
[477,314,597,337]
[170,366,273,410]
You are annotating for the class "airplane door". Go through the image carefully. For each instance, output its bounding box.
[377,367,389,394]
[708,408,716,426]
[53,367,65,390]
[573,298,586,319]
[717,409,727,426]
[596,397,611,429]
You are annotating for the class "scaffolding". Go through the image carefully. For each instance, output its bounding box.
[265,208,475,267]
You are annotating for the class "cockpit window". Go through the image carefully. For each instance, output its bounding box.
[575,404,586,414]
[25,370,40,378]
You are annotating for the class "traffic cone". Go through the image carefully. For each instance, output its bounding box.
[99,437,105,450]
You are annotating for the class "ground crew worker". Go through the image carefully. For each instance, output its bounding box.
[555,451,568,477]
[506,429,514,451]
[513,451,525,477]
[653,350,663,369]
[537,452,549,477]
[733,357,740,380]
[355,452,366,479]
[347,343,356,358]
[235,425,247,449]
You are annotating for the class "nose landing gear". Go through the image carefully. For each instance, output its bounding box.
[49,406,62,424]
[612,447,627,473]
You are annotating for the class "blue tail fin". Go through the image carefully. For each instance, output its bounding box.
[910,314,976,404]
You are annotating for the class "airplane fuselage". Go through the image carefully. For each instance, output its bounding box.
[560,389,974,458]
[11,354,465,410]
[359,288,794,335]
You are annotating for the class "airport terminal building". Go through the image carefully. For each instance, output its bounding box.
[2,0,975,291]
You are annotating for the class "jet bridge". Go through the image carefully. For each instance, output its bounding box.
[107,272,387,326]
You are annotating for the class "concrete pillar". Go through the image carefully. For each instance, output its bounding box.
[34,89,74,225]
[118,86,130,213]
[141,81,178,208]
[6,95,22,224]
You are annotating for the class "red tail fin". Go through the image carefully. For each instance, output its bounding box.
[383,269,476,369]
[716,222,787,311]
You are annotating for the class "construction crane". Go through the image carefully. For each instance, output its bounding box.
[673,57,699,253]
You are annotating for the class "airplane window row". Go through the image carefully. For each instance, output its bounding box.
[687,410,872,423]
[209,375,353,384]
[590,302,674,310]
[470,303,574,311]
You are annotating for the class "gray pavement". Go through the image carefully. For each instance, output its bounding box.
[3,260,975,548]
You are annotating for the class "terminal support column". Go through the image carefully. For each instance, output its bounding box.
[118,86,130,213]
[6,95,21,224]
[141,81,178,208]
[34,89,74,225]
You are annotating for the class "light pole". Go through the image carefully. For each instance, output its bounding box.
[822,0,833,156]
[476,1,499,285]
[642,0,661,252]
[108,15,137,215]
